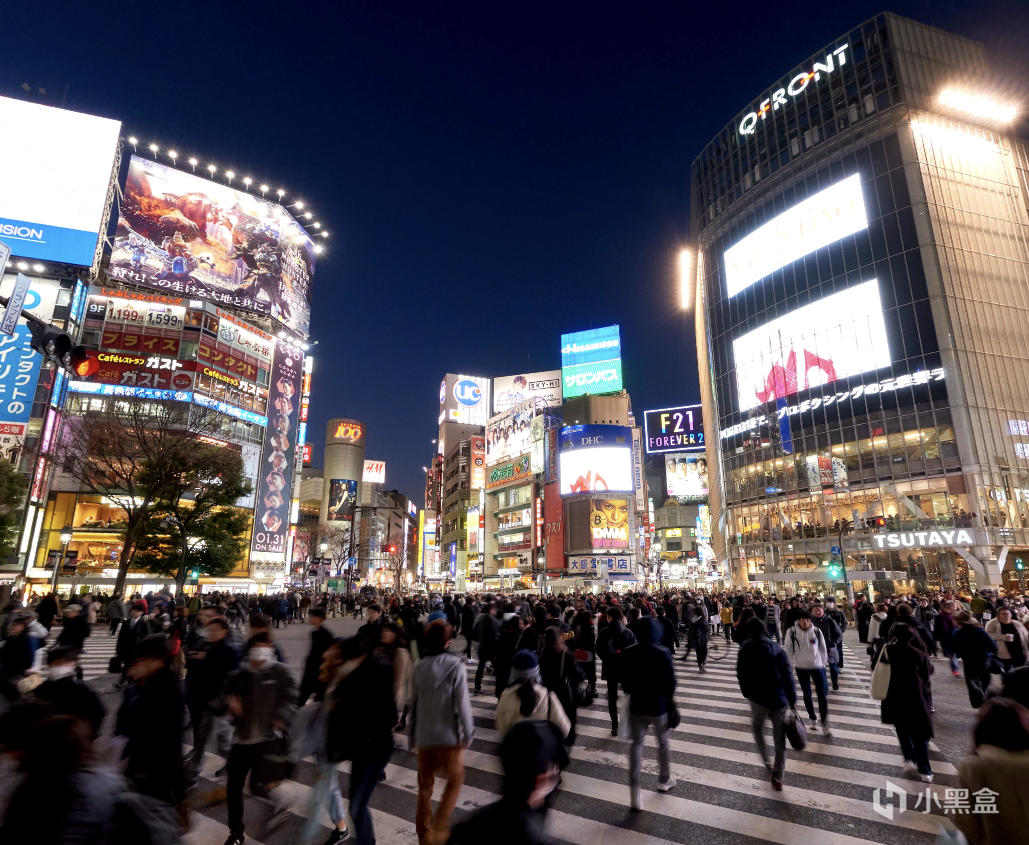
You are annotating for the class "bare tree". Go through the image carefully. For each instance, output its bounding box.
[56,401,230,596]
[382,545,411,594]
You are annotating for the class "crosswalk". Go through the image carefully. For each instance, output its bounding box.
[57,629,957,844]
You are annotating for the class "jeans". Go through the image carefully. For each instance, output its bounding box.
[795,668,828,721]
[226,741,274,836]
[628,713,670,804]
[109,618,121,636]
[302,754,346,842]
[607,676,621,731]
[749,702,787,780]
[828,661,840,690]
[415,746,465,845]
[473,652,492,691]
[896,726,932,775]
[350,744,393,845]
[835,641,844,668]
[187,703,233,781]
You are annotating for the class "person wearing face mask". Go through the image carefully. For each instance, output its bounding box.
[185,616,239,786]
[784,611,832,738]
[223,633,296,845]
[33,646,105,738]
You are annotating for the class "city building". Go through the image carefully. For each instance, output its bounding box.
[692,13,1029,596]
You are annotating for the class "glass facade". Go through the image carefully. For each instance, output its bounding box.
[694,14,1029,593]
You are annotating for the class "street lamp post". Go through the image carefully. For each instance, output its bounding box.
[320,541,328,593]
[51,525,73,597]
[836,520,855,603]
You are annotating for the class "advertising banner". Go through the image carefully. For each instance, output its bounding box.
[643,404,704,454]
[467,505,480,555]
[237,443,262,510]
[293,529,311,569]
[733,279,891,412]
[804,455,848,492]
[543,482,563,570]
[567,556,633,575]
[487,455,532,490]
[439,373,491,426]
[0,275,59,437]
[666,453,709,502]
[558,424,633,495]
[327,479,358,521]
[486,399,536,465]
[530,415,545,475]
[723,173,868,299]
[109,156,315,335]
[470,437,485,490]
[590,498,629,549]
[493,370,562,414]
[250,342,304,560]
[0,96,121,265]
[362,459,386,484]
[632,428,645,512]
[560,324,623,399]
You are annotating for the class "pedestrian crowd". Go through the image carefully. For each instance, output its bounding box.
[0,584,1025,843]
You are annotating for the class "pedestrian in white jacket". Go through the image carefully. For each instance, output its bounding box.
[784,613,832,737]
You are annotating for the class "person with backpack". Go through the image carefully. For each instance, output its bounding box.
[784,611,832,737]
[810,603,842,691]
[737,617,797,790]
[596,606,637,736]
[496,650,570,740]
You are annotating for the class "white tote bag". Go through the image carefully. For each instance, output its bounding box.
[869,647,891,701]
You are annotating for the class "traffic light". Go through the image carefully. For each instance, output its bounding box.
[869,516,887,528]
[190,568,200,581]
[386,544,396,554]
[28,323,95,375]
[827,562,842,579]
[1016,558,1025,571]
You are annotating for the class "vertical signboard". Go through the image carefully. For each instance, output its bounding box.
[543,482,564,571]
[470,436,485,490]
[250,341,304,560]
[631,427,645,513]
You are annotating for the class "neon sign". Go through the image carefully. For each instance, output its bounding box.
[738,44,849,136]
[332,421,364,442]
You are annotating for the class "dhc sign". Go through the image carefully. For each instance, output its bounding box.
[739,44,850,136]
[871,529,974,550]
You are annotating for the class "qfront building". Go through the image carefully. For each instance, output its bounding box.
[693,13,1029,596]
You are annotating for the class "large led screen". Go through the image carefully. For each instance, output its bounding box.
[723,173,868,299]
[559,424,633,495]
[109,157,315,336]
[733,280,891,412]
[590,498,630,549]
[560,324,623,399]
[493,370,562,414]
[0,96,121,265]
[327,478,357,521]
[643,404,704,454]
[439,373,491,426]
[666,454,708,502]
[486,400,535,465]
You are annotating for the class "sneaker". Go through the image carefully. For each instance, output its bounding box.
[809,720,819,732]
[324,827,350,844]
[919,773,934,783]
[698,664,706,673]
[901,761,918,778]
[656,778,676,793]
[630,790,642,812]
[952,670,961,677]
[820,720,832,740]
[466,658,475,664]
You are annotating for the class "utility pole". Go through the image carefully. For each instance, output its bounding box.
[835,519,855,603]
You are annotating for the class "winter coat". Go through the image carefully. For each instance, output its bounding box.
[955,746,1029,845]
[34,676,106,737]
[327,651,396,762]
[784,624,828,670]
[620,618,676,716]
[105,599,125,621]
[596,621,636,682]
[985,617,1029,662]
[953,623,998,670]
[933,611,958,653]
[812,615,841,658]
[0,767,125,843]
[879,640,934,739]
[298,625,336,704]
[496,682,570,739]
[224,660,296,743]
[539,648,584,718]
[56,615,90,650]
[867,612,888,642]
[736,634,797,710]
[185,638,238,706]
[409,651,474,749]
[474,612,501,655]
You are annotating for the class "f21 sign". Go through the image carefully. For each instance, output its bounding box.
[643,405,704,454]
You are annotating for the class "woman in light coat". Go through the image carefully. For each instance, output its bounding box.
[985,607,1029,671]
[496,650,570,740]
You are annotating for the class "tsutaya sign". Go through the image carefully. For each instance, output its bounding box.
[739,44,850,136]
[872,529,974,550]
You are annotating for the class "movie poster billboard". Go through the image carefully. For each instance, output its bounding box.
[493,370,562,414]
[665,453,709,502]
[486,399,535,465]
[109,156,315,335]
[251,342,304,559]
[327,479,358,521]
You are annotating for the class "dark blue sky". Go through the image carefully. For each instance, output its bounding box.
[6,0,1028,500]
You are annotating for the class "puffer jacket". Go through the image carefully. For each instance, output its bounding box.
[868,611,888,642]
[408,651,474,749]
[224,660,296,743]
[784,624,828,670]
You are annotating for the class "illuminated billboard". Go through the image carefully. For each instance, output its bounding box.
[0,96,121,265]
[109,156,315,335]
[723,173,868,298]
[590,498,630,549]
[328,418,365,447]
[327,479,358,521]
[470,437,485,490]
[439,373,491,426]
[559,424,633,495]
[560,325,623,399]
[493,370,562,414]
[643,405,704,454]
[665,453,709,502]
[486,400,535,465]
[362,459,386,484]
[733,279,891,412]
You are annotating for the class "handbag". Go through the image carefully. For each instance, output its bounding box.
[784,708,807,750]
[870,647,892,700]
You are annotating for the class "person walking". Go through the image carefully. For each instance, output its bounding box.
[223,633,297,845]
[620,617,676,809]
[105,593,125,637]
[953,611,999,708]
[596,606,637,736]
[34,593,58,631]
[986,606,1029,672]
[878,622,935,782]
[34,645,105,738]
[56,603,90,655]
[540,626,584,745]
[784,611,832,737]
[934,600,961,676]
[856,597,874,643]
[811,603,842,691]
[472,601,500,696]
[297,607,335,705]
[683,603,709,672]
[184,615,239,785]
[571,609,597,699]
[496,650,570,740]
[408,620,474,845]
[737,617,796,790]
[460,598,478,662]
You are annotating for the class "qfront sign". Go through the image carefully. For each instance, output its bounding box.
[871,529,973,550]
[738,44,850,137]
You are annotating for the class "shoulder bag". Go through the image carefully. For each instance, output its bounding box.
[784,708,807,750]
[869,646,892,700]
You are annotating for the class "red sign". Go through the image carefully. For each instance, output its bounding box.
[302,444,312,465]
[543,482,563,571]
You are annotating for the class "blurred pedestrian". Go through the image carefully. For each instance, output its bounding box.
[879,622,935,782]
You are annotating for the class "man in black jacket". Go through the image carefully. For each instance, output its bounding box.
[737,617,797,790]
[114,602,149,684]
[460,598,478,661]
[811,603,842,691]
[185,616,239,785]
[33,646,105,738]
[596,606,637,737]
[298,607,334,705]
[473,602,500,695]
[856,597,874,643]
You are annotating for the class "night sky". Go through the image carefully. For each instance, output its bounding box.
[6,0,1028,500]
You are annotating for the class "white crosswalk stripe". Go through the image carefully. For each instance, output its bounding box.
[60,628,956,844]
[46,626,120,680]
